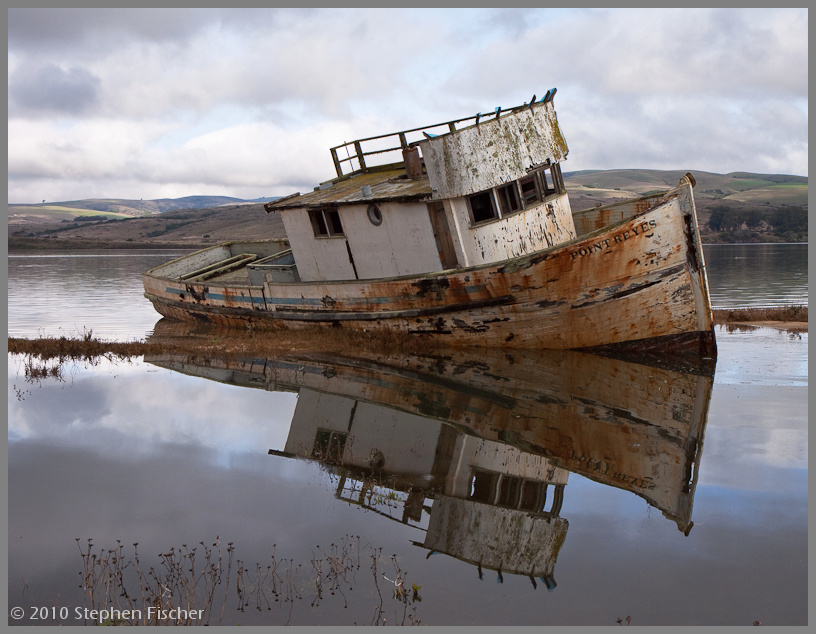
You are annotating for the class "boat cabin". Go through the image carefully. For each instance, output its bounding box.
[264,90,576,283]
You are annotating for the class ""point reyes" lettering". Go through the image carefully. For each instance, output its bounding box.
[570,219,657,259]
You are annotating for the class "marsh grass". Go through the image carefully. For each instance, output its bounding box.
[77,537,235,626]
[75,535,421,626]
[8,324,435,364]
[712,304,807,324]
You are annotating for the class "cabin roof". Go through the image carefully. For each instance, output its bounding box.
[265,166,432,212]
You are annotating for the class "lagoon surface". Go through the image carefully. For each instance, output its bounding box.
[7,244,808,626]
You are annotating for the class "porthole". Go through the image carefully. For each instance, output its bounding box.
[367,203,383,226]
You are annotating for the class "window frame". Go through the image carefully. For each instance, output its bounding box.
[467,190,499,225]
[465,162,566,228]
[519,174,542,206]
[308,207,345,238]
[496,182,522,216]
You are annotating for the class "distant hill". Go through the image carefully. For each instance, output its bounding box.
[563,169,807,243]
[8,201,287,250]
[563,169,808,208]
[8,195,281,223]
[8,169,806,250]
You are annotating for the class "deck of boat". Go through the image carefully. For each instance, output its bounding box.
[204,268,253,285]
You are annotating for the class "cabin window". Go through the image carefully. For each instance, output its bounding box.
[469,469,499,503]
[468,191,498,224]
[536,163,564,198]
[466,162,566,227]
[497,182,522,215]
[326,209,344,235]
[540,168,557,197]
[312,429,347,464]
[519,174,541,205]
[308,208,345,237]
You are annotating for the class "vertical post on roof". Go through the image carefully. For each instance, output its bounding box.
[331,147,343,177]
[354,141,366,171]
[448,122,456,133]
[399,132,408,149]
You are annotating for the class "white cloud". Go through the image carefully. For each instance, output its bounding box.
[8,359,298,460]
[7,8,808,203]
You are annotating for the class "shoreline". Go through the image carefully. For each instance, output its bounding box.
[8,313,807,363]
[712,306,807,331]
[717,320,807,332]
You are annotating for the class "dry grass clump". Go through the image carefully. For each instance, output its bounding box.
[8,324,436,364]
[74,535,421,626]
[712,305,807,325]
[8,330,147,361]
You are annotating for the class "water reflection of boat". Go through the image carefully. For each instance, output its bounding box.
[145,336,712,584]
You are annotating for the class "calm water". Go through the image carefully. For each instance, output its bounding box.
[702,243,808,309]
[6,245,808,626]
[7,250,189,340]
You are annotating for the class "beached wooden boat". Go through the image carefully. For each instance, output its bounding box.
[143,91,716,357]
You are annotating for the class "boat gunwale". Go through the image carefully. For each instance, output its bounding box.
[142,238,290,283]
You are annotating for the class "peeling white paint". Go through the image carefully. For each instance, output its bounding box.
[419,102,568,200]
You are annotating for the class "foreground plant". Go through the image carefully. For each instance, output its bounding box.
[77,537,234,626]
[76,536,422,626]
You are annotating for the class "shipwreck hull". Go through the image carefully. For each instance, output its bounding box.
[143,178,714,355]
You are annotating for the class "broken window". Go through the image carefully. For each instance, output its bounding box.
[469,469,498,503]
[497,182,522,215]
[536,163,564,198]
[468,191,498,224]
[519,174,541,205]
[466,162,566,227]
[540,168,557,197]
[497,475,522,507]
[308,208,345,237]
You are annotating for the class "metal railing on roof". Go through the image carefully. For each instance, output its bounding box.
[329,89,556,178]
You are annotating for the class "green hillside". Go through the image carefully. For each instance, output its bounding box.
[8,205,130,221]
[564,169,808,207]
[7,195,264,219]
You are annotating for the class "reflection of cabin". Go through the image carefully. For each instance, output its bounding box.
[265,95,575,283]
[274,388,569,586]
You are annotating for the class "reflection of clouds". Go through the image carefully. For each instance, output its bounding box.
[700,383,807,491]
[8,357,297,462]
[713,329,808,387]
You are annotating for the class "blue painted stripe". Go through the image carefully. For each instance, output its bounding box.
[265,296,329,306]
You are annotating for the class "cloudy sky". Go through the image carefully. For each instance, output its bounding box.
[7,7,808,204]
